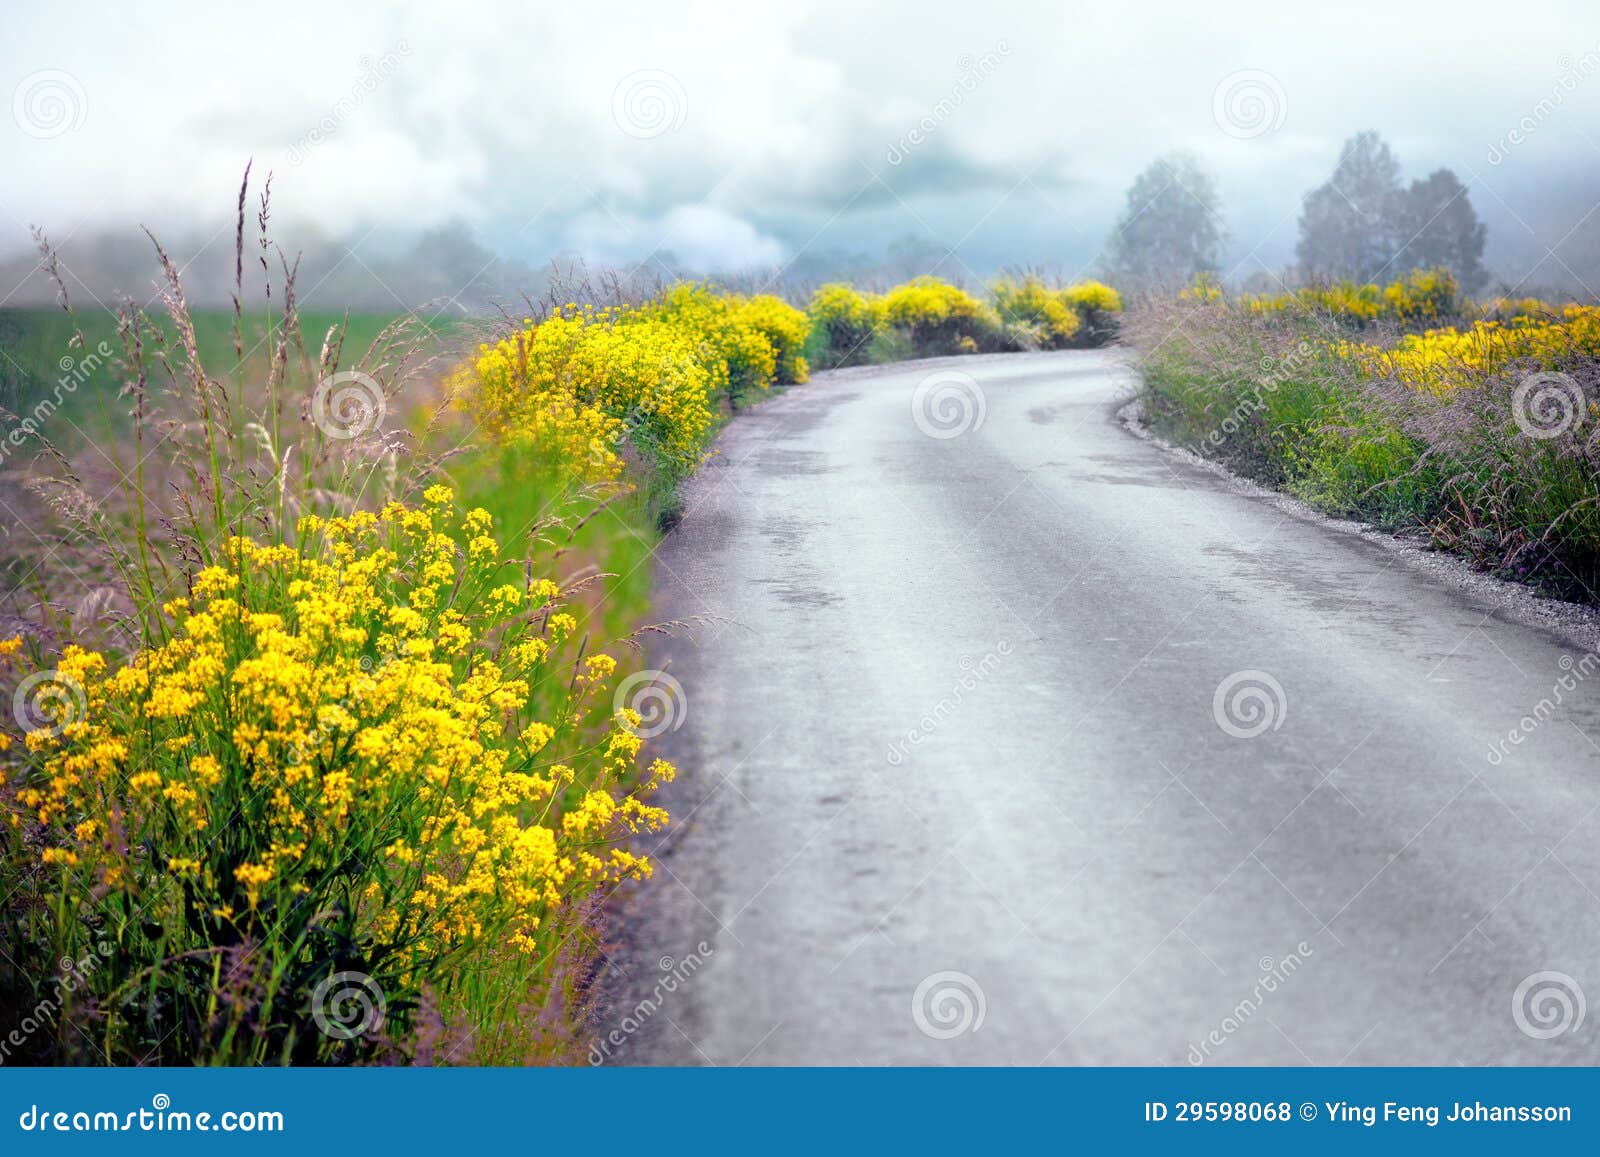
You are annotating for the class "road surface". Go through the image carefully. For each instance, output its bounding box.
[596,349,1600,1066]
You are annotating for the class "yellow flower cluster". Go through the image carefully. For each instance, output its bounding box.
[809,276,1123,364]
[1179,273,1225,302]
[738,293,811,385]
[878,276,998,351]
[1339,305,1600,393]
[460,285,812,480]
[3,489,674,1054]
[1241,268,1463,326]
[991,276,1084,348]
[462,303,705,481]
[1061,280,1124,315]
[808,283,881,364]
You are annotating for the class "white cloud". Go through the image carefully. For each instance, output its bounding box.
[3,0,1599,282]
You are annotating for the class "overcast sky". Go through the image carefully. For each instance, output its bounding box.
[5,0,1600,293]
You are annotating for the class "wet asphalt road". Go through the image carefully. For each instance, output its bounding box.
[597,349,1600,1066]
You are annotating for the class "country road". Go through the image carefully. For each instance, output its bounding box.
[596,349,1600,1066]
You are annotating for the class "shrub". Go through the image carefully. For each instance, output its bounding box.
[991,276,1081,349]
[807,283,881,368]
[1481,296,1557,322]
[1,489,674,1063]
[1238,268,1462,330]
[1295,281,1383,324]
[877,277,998,355]
[1178,272,1225,302]
[644,283,775,407]
[739,294,811,385]
[1381,267,1463,324]
[1061,281,1124,347]
[461,289,757,489]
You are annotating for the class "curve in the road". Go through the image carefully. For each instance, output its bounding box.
[596,350,1600,1067]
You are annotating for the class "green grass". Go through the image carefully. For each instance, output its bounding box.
[448,443,659,647]
[1131,300,1600,602]
[0,307,436,450]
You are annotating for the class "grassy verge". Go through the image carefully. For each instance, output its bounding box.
[0,206,692,1064]
[1127,289,1600,602]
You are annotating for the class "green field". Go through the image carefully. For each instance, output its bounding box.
[0,307,436,451]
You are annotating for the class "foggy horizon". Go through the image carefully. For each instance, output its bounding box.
[5,0,1600,308]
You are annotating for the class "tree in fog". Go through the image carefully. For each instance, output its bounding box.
[1394,169,1488,292]
[1297,131,1488,289]
[1104,152,1226,288]
[1296,131,1402,282]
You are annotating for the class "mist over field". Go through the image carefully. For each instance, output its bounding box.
[4,0,1599,307]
